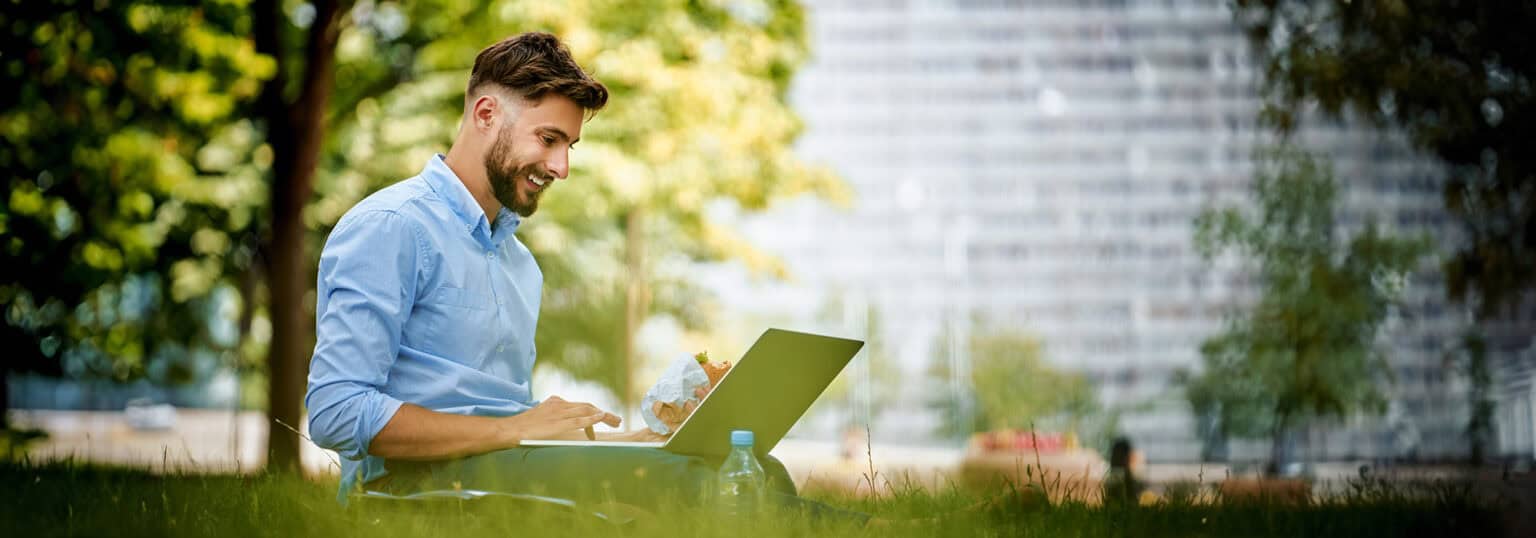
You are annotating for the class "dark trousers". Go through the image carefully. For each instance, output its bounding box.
[377,446,867,525]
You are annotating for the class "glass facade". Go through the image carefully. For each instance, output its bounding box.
[704,0,1529,461]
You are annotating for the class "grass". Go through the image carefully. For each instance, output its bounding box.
[0,458,1508,538]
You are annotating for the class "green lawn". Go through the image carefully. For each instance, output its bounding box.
[0,460,1505,537]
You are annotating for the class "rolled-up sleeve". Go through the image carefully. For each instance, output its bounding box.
[305,210,422,461]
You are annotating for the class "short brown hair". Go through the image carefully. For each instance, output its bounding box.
[466,32,608,112]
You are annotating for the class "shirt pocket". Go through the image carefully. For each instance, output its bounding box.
[432,285,491,311]
[406,285,493,368]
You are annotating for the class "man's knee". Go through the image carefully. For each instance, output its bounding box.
[758,455,798,496]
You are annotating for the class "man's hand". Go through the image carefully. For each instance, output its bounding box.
[651,397,699,433]
[651,357,730,432]
[512,395,621,444]
[632,357,733,435]
[701,360,731,388]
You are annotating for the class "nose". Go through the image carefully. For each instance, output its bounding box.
[546,148,569,180]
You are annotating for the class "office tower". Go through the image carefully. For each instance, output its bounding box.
[705,0,1528,461]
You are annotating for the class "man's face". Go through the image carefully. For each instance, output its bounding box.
[483,94,585,217]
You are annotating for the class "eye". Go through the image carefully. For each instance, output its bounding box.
[541,136,555,146]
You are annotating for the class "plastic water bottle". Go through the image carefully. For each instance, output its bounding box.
[715,429,766,518]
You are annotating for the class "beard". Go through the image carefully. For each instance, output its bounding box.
[484,127,543,218]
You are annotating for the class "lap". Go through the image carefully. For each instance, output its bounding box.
[384,446,795,507]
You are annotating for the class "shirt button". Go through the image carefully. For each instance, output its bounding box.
[497,345,505,353]
[486,251,494,259]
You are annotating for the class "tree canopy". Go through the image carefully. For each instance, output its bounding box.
[928,324,1098,437]
[1183,148,1430,462]
[2,0,844,456]
[1233,0,1536,317]
[1,1,274,391]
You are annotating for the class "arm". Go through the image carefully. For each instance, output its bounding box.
[367,404,516,460]
[368,397,624,460]
[305,210,418,462]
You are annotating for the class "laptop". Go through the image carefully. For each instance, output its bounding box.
[521,328,864,457]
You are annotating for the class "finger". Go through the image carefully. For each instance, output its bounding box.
[579,411,618,428]
[561,402,600,418]
[682,401,697,415]
[580,403,614,419]
[657,404,679,425]
[546,395,564,402]
[585,403,620,423]
[694,387,708,399]
[568,413,605,429]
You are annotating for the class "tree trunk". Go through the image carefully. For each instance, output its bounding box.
[1463,329,1493,465]
[621,209,648,424]
[0,367,9,431]
[254,0,348,472]
[1269,415,1296,477]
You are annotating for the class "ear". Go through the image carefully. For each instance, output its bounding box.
[470,94,500,132]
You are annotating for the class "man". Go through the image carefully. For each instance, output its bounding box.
[304,32,865,523]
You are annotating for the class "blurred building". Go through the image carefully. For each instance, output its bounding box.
[704,0,1534,462]
[1495,332,1536,463]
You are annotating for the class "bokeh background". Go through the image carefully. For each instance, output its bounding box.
[4,0,1534,488]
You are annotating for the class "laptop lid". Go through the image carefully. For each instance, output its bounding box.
[661,328,863,458]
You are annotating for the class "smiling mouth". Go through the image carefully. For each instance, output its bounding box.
[527,174,548,192]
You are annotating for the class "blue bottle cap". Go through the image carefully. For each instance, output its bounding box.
[730,430,754,447]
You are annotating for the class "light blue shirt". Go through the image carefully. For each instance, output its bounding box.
[305,154,542,503]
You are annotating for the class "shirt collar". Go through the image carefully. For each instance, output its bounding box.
[421,154,521,238]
